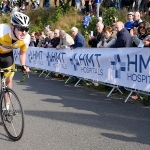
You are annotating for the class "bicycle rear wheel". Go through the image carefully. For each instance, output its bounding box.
[0,88,24,141]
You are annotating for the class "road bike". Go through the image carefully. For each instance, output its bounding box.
[0,69,27,141]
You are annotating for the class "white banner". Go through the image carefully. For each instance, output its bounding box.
[13,47,150,92]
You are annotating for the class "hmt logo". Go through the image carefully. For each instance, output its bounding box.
[70,53,103,76]
[111,54,126,78]
[70,53,80,71]
[46,52,67,69]
[28,50,43,64]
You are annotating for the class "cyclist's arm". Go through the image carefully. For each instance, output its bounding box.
[19,34,30,66]
[19,49,27,66]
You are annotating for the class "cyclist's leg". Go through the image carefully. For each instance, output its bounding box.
[3,63,15,110]
[0,52,15,109]
[4,63,15,88]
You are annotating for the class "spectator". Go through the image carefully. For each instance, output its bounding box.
[29,33,37,47]
[130,21,150,47]
[47,31,55,48]
[110,21,132,93]
[94,0,101,18]
[82,12,92,29]
[81,0,85,14]
[88,22,105,47]
[138,0,142,11]
[114,0,120,9]
[1,0,10,13]
[54,0,57,7]
[44,24,51,33]
[19,2,26,12]
[44,1,51,9]
[34,32,41,47]
[147,1,150,16]
[75,0,81,11]
[89,0,93,14]
[70,27,86,49]
[31,0,39,9]
[97,26,117,48]
[121,0,131,9]
[97,17,103,23]
[132,11,142,28]
[85,0,89,13]
[111,21,132,48]
[25,0,29,10]
[132,0,137,11]
[124,12,134,32]
[139,0,149,16]
[56,30,74,50]
[130,22,150,100]
[37,33,46,47]
[49,29,60,48]
[10,5,18,16]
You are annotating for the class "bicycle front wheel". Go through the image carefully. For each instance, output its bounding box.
[0,88,24,141]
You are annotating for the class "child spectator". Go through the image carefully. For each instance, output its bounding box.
[82,12,92,29]
[124,12,134,32]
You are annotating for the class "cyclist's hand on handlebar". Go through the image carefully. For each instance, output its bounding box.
[21,65,30,73]
[20,65,30,82]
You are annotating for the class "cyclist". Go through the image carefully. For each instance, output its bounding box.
[0,12,30,110]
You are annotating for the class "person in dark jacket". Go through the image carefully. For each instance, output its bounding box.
[88,22,105,47]
[111,21,132,48]
[111,21,132,93]
[49,29,60,48]
[70,27,86,49]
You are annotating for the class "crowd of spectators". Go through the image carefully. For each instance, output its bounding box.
[0,0,44,15]
[73,0,150,18]
[29,25,86,49]
[28,10,150,105]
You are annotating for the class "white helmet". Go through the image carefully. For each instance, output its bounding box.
[11,12,30,27]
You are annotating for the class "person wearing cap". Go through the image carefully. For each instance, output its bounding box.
[124,12,134,32]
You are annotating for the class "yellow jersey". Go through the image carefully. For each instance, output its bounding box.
[0,24,30,54]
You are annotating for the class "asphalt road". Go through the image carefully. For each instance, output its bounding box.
[0,72,150,150]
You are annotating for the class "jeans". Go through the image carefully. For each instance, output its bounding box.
[114,0,121,9]
[138,0,142,11]
[95,3,100,18]
[76,2,81,11]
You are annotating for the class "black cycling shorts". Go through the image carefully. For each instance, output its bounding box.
[0,51,14,69]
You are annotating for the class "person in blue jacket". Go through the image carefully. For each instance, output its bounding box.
[124,12,134,32]
[82,12,92,29]
[70,27,86,49]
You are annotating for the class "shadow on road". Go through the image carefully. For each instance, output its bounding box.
[15,73,150,145]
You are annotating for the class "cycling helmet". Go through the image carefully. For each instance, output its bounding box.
[11,12,30,27]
